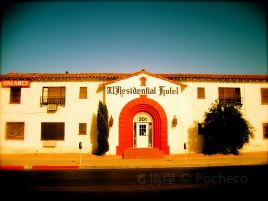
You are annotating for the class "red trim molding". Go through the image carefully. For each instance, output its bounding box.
[116,97,169,155]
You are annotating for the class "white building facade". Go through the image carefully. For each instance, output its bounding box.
[0,70,267,156]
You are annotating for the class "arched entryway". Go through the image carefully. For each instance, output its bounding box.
[116,96,169,155]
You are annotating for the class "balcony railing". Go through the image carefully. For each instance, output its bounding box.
[219,97,243,106]
[40,96,65,106]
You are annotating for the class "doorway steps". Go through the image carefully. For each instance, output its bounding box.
[123,148,164,159]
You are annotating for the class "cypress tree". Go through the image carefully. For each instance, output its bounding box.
[96,101,109,155]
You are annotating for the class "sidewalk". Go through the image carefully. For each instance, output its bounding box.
[0,152,267,170]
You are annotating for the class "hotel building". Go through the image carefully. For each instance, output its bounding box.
[0,70,267,157]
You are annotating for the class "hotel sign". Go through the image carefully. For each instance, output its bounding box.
[106,86,179,97]
[1,80,31,88]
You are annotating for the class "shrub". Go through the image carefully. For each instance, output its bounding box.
[202,101,254,155]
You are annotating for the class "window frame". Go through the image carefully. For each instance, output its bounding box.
[5,122,25,140]
[263,123,268,139]
[41,87,66,106]
[79,87,87,99]
[10,87,21,104]
[41,122,65,141]
[79,123,87,135]
[218,87,242,105]
[43,86,66,97]
[261,88,268,105]
[140,77,147,86]
[197,87,205,99]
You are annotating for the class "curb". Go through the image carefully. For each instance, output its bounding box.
[0,165,80,170]
[1,163,267,170]
[0,166,24,170]
[32,165,80,169]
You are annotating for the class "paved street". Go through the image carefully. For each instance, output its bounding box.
[1,152,267,200]
[1,165,267,200]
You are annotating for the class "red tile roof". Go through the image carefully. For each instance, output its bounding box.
[159,73,268,81]
[0,72,126,80]
[99,70,187,87]
[0,71,267,82]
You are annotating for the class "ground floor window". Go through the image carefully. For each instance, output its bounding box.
[198,123,205,135]
[79,123,87,135]
[41,122,65,140]
[5,122,24,140]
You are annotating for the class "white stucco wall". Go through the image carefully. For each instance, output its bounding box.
[105,73,185,154]
[182,81,268,153]
[0,75,267,154]
[105,74,268,154]
[0,81,103,153]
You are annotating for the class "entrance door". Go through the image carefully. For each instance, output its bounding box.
[136,123,149,148]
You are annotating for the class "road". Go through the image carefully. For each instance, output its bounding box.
[1,165,267,200]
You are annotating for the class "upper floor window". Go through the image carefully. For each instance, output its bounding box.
[263,123,268,139]
[40,87,66,106]
[10,87,21,104]
[140,77,147,86]
[261,88,268,105]
[41,122,65,140]
[79,87,87,99]
[6,122,24,140]
[218,87,242,105]
[197,87,205,99]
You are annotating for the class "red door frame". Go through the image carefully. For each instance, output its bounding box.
[116,96,169,155]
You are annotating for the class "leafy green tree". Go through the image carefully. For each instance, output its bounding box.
[202,101,254,155]
[96,101,109,155]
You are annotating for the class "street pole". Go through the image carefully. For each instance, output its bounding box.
[80,149,81,165]
[184,142,187,162]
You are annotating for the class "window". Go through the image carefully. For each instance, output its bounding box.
[218,87,242,105]
[44,87,66,97]
[79,87,87,99]
[198,123,205,135]
[139,124,146,136]
[263,123,268,139]
[79,123,87,135]
[261,88,268,104]
[197,87,205,99]
[140,77,147,86]
[41,122,65,140]
[6,122,24,140]
[41,87,66,105]
[10,87,21,104]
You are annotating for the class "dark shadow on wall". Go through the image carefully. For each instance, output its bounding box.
[90,113,98,154]
[187,121,205,153]
[96,87,105,103]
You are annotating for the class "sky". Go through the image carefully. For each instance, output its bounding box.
[0,1,267,74]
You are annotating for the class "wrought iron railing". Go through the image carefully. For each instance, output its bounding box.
[40,96,65,106]
[218,97,243,105]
